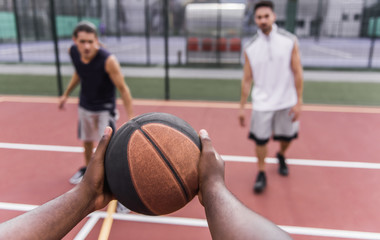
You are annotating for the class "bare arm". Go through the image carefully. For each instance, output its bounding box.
[106,55,134,120]
[239,52,253,127]
[58,72,80,109]
[0,128,114,240]
[198,130,292,240]
[290,42,303,121]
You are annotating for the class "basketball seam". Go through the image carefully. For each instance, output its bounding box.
[134,113,201,150]
[137,126,190,202]
[143,128,193,201]
[126,136,155,215]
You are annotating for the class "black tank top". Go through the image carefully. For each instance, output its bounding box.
[70,45,116,114]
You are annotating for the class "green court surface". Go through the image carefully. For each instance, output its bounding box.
[1,74,380,106]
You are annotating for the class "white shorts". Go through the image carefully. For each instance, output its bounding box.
[249,108,299,145]
[78,107,118,142]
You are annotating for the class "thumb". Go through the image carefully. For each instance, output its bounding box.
[199,129,212,150]
[92,127,113,161]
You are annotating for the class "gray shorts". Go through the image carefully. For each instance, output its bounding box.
[249,108,299,145]
[78,107,118,142]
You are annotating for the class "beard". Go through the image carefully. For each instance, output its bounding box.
[260,24,272,34]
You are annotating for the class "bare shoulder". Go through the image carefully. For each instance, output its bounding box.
[105,55,120,73]
[106,54,119,65]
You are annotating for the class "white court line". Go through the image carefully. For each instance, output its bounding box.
[0,142,83,153]
[93,211,208,227]
[223,155,380,169]
[0,202,38,212]
[281,226,380,240]
[1,202,380,240]
[1,142,380,170]
[74,214,101,240]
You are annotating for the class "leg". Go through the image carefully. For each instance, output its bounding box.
[256,144,267,172]
[71,107,96,184]
[277,141,290,176]
[253,143,267,193]
[249,110,273,194]
[273,108,299,176]
[68,141,92,185]
[279,140,291,156]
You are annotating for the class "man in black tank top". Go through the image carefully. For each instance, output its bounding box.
[58,21,134,188]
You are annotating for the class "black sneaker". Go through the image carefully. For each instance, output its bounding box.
[69,167,86,184]
[253,171,266,193]
[277,153,288,176]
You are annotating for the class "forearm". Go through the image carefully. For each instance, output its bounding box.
[240,78,251,109]
[62,74,80,97]
[119,87,134,119]
[291,43,303,105]
[203,182,292,240]
[294,70,303,104]
[0,186,94,240]
[240,53,253,110]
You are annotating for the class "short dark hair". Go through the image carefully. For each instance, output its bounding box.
[72,21,98,38]
[254,1,274,13]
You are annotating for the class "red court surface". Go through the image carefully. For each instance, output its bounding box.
[1,96,380,240]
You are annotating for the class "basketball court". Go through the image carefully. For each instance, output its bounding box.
[1,95,380,239]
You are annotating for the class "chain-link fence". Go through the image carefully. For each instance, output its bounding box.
[0,0,380,68]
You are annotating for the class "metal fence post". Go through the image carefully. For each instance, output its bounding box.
[32,0,40,41]
[50,0,63,96]
[98,0,102,18]
[116,0,121,40]
[163,0,170,100]
[104,0,110,36]
[216,0,221,66]
[368,18,378,68]
[77,0,82,21]
[368,1,380,68]
[145,0,151,66]
[13,0,23,62]
[315,0,323,41]
[285,0,298,34]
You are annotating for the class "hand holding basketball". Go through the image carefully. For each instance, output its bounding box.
[105,112,201,215]
[78,127,114,212]
[197,129,225,206]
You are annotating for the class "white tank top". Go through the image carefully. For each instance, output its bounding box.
[245,24,298,111]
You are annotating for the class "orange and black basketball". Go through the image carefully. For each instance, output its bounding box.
[105,112,201,215]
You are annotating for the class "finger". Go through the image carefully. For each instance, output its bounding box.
[199,129,212,149]
[292,114,298,122]
[199,129,209,139]
[240,118,245,127]
[199,130,224,166]
[93,127,113,158]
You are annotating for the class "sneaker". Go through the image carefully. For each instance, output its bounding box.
[116,202,131,214]
[69,167,86,185]
[253,171,266,193]
[277,153,289,176]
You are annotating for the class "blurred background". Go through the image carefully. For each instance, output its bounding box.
[0,0,380,103]
[1,0,380,67]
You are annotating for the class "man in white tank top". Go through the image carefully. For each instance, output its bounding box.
[239,1,303,193]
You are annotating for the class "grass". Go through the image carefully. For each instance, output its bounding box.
[303,81,380,106]
[1,74,380,106]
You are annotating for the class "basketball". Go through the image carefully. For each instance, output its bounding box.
[105,112,201,215]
